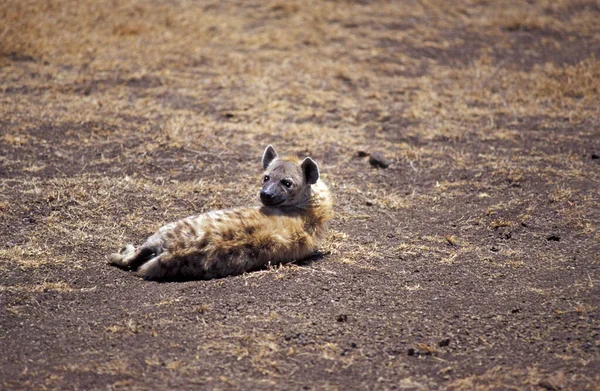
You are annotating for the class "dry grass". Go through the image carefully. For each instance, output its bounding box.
[0,282,73,293]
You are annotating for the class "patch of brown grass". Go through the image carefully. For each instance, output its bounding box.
[1,282,73,293]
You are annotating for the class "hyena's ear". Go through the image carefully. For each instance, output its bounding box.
[301,157,320,185]
[262,145,278,169]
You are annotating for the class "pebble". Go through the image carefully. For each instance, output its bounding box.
[336,314,348,322]
[547,234,561,241]
[369,152,391,168]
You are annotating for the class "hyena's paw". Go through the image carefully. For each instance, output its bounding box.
[119,244,135,256]
[108,252,124,266]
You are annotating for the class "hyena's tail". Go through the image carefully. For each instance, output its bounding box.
[109,244,157,271]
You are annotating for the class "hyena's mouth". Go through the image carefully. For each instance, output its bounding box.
[261,199,285,207]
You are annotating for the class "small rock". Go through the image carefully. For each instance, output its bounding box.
[438,338,450,347]
[365,200,373,206]
[385,347,403,356]
[357,150,370,157]
[336,314,348,322]
[547,234,561,241]
[284,332,303,341]
[369,152,391,168]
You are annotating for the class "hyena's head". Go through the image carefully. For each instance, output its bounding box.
[260,145,319,207]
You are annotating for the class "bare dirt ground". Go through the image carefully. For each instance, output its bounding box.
[1,0,599,389]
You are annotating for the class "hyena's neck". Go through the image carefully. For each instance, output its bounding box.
[297,180,334,228]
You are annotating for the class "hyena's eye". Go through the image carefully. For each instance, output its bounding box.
[263,175,270,182]
[281,180,292,188]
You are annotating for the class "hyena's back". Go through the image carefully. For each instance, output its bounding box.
[112,207,321,281]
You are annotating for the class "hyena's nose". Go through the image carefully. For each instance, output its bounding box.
[260,190,274,204]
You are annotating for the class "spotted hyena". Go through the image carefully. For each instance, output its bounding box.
[109,145,334,281]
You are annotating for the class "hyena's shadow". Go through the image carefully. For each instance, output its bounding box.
[246,250,326,279]
[292,250,326,267]
[138,251,328,283]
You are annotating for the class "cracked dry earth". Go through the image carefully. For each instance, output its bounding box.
[1,0,599,389]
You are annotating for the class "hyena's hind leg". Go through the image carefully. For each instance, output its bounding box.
[136,254,170,281]
[109,225,173,271]
[109,244,160,270]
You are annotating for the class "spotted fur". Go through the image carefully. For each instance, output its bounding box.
[109,145,333,281]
